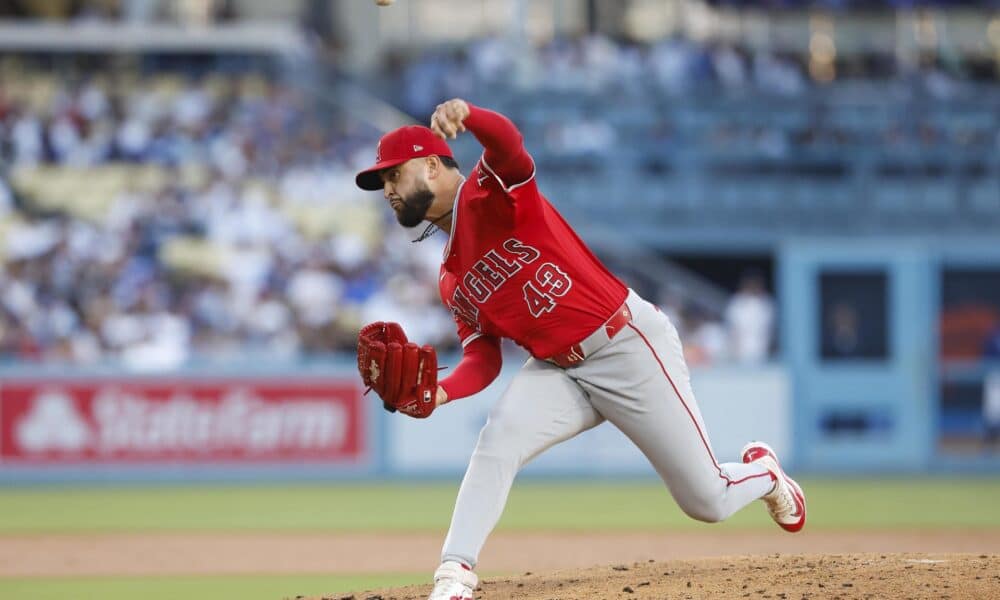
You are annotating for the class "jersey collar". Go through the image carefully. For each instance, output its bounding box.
[442,176,466,260]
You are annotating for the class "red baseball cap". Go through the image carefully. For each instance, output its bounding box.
[355,125,454,191]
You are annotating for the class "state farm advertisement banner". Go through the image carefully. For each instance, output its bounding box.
[0,379,366,464]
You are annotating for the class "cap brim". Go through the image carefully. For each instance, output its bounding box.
[355,158,406,191]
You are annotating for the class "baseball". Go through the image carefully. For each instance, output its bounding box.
[374,0,394,6]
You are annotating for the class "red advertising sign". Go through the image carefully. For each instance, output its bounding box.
[0,379,366,464]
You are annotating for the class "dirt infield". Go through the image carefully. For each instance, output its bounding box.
[0,530,998,580]
[337,553,999,600]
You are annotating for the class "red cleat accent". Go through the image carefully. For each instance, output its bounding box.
[741,442,806,533]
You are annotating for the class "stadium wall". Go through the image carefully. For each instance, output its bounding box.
[0,361,790,484]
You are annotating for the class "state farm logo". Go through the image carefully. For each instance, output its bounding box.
[90,387,349,454]
[8,385,354,457]
[15,389,92,453]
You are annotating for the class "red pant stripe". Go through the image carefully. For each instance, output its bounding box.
[627,322,771,488]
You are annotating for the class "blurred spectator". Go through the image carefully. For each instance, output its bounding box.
[824,301,861,358]
[544,115,617,157]
[648,35,699,94]
[984,325,1000,359]
[656,286,686,332]
[682,306,728,366]
[752,51,805,96]
[710,42,748,90]
[982,324,1000,452]
[467,34,513,86]
[984,369,1000,453]
[941,305,998,360]
[725,272,775,364]
[360,273,453,347]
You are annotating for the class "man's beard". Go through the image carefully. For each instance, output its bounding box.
[395,186,435,227]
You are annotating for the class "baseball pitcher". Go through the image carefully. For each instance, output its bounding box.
[354,100,806,600]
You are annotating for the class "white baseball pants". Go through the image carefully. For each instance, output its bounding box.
[441,289,775,568]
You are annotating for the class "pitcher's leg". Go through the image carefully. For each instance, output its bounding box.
[441,358,603,568]
[581,302,773,523]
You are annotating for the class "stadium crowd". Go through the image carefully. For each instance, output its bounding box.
[0,72,459,368]
[17,30,948,367]
[388,32,982,115]
[392,33,806,118]
[386,33,998,175]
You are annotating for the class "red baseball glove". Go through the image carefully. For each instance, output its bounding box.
[357,321,438,418]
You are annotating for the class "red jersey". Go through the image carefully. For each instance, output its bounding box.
[438,135,627,360]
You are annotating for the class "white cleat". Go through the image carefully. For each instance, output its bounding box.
[741,441,806,533]
[427,560,477,600]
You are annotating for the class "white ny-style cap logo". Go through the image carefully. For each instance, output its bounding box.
[376,140,383,161]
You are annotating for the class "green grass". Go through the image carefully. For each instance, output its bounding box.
[0,573,424,600]
[0,478,998,534]
[1,479,997,600]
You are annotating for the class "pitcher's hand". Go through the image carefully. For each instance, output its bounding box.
[430,98,470,140]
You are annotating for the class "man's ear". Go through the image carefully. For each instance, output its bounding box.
[425,155,440,180]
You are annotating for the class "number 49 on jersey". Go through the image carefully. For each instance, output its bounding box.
[522,262,572,318]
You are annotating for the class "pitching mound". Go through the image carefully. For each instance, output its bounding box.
[317,553,998,600]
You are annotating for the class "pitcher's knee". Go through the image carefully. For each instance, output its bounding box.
[681,502,727,523]
[476,422,516,455]
[471,425,524,469]
[676,491,728,523]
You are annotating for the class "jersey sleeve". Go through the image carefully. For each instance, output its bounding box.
[438,335,503,401]
[464,104,535,193]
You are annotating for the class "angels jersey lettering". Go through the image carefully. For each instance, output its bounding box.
[439,159,627,359]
